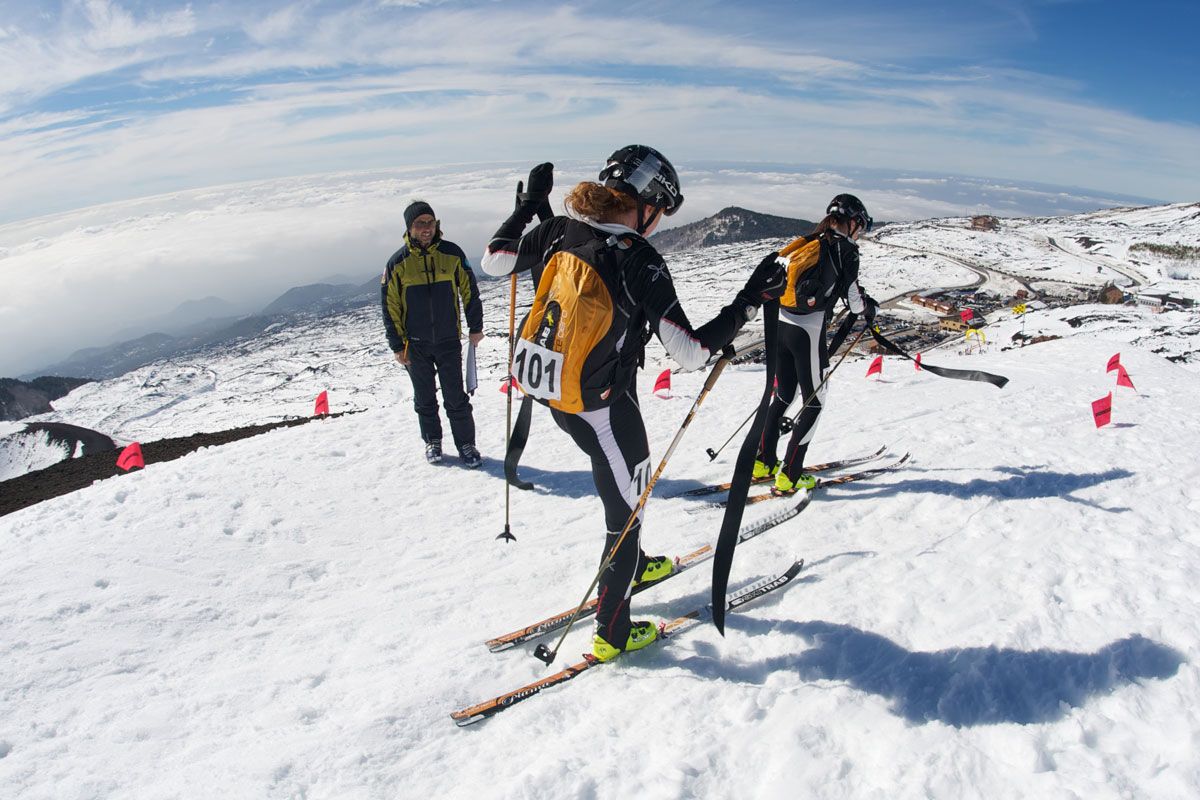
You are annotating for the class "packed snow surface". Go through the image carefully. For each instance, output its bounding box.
[3,333,1199,798]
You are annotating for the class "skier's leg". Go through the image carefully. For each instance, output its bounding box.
[757,324,800,471]
[551,391,653,653]
[780,316,827,486]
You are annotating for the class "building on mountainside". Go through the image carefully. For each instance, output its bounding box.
[1014,289,1029,301]
[1136,292,1195,313]
[909,294,956,315]
[939,316,987,333]
[1098,283,1125,305]
[971,215,1001,231]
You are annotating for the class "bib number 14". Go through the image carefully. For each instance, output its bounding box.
[511,339,563,402]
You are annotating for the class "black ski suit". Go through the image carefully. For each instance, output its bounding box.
[483,214,757,647]
[759,231,871,481]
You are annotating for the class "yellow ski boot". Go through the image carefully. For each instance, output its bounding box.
[592,621,659,662]
[773,470,817,496]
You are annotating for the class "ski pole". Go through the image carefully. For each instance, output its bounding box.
[779,325,868,433]
[532,348,735,666]
[498,274,519,543]
[705,405,756,461]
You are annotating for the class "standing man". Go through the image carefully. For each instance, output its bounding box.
[382,200,484,468]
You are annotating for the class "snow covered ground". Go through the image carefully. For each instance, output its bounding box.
[4,312,1200,798]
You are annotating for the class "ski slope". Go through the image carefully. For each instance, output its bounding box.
[3,328,1200,798]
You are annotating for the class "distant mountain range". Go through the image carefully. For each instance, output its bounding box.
[651,206,817,252]
[20,275,380,383]
[18,207,826,386]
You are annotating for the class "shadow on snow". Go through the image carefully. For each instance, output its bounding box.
[825,466,1135,513]
[668,617,1183,728]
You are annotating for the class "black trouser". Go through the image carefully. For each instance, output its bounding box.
[551,390,652,648]
[405,338,475,450]
[759,313,829,481]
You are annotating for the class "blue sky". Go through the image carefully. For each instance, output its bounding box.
[1,0,1198,226]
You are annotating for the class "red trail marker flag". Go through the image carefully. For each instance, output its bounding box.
[1091,392,1113,428]
[116,442,144,471]
[653,369,671,398]
[1115,365,1136,390]
[914,352,922,371]
[314,390,329,416]
[866,355,883,378]
[1106,352,1121,373]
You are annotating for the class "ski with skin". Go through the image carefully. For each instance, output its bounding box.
[484,492,813,652]
[453,559,805,726]
[668,446,888,498]
[736,453,912,507]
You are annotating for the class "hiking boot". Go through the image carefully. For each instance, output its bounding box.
[634,555,673,586]
[424,439,443,464]
[752,459,779,480]
[459,444,482,469]
[592,620,658,662]
[773,470,816,495]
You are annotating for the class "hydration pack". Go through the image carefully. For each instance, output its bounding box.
[778,235,823,310]
[513,230,644,413]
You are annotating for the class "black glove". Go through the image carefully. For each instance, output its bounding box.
[742,252,787,303]
[495,162,555,244]
[516,162,554,208]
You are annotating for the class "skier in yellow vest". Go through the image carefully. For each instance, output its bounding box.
[482,146,787,661]
[755,194,879,494]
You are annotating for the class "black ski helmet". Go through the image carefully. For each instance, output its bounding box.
[599,145,684,219]
[826,193,873,233]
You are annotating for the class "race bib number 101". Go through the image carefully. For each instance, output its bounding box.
[511,339,563,402]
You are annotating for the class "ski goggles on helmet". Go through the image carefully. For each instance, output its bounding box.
[601,151,684,216]
[826,197,872,233]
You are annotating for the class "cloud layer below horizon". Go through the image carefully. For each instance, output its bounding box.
[0,161,1167,376]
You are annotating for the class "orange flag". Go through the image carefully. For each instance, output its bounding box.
[1115,365,1135,390]
[314,390,329,416]
[866,356,883,378]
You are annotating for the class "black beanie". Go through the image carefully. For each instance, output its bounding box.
[404,200,436,230]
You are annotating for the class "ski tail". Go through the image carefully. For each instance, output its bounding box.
[504,395,535,490]
[454,559,805,726]
[737,453,911,507]
[671,446,887,498]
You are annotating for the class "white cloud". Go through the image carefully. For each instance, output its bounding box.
[0,1,1195,227]
[80,0,195,50]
